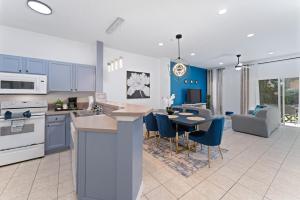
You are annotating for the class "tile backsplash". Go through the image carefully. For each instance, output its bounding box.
[0,92,95,103]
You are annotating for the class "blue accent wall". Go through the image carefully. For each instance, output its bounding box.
[170,62,207,105]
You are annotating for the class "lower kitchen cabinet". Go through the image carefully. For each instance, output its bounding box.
[45,114,71,154]
[65,115,71,148]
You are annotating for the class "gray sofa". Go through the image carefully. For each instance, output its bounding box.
[231,106,281,138]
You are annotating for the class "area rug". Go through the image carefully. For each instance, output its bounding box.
[143,137,228,177]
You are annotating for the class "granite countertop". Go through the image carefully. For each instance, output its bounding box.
[70,113,117,133]
[68,100,151,133]
[97,101,152,117]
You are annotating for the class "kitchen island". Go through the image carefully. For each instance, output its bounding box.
[70,101,151,200]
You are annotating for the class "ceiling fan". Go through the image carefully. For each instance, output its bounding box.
[234,54,251,70]
[235,54,243,70]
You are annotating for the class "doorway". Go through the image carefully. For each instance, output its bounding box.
[258,77,299,126]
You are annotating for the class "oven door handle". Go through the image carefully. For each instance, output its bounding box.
[0,115,44,122]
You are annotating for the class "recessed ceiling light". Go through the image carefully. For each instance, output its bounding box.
[190,53,196,56]
[268,52,274,55]
[218,9,227,15]
[158,42,164,46]
[247,33,255,38]
[27,0,52,15]
[219,62,224,65]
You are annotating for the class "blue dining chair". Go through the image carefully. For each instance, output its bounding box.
[143,112,158,139]
[156,114,185,153]
[188,117,225,167]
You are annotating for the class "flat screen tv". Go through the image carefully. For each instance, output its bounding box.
[186,89,202,103]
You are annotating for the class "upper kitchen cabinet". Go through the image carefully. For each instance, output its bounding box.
[0,54,96,92]
[0,54,22,73]
[48,63,96,92]
[0,54,47,74]
[22,57,47,75]
[75,64,96,92]
[48,61,73,91]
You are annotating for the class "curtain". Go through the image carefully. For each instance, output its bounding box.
[240,67,250,114]
[216,68,224,114]
[207,69,214,112]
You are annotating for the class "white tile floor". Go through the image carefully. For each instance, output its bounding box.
[0,126,299,200]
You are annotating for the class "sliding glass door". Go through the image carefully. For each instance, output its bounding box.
[283,77,299,126]
[258,77,299,126]
[259,79,279,107]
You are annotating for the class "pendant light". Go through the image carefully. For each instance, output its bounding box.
[173,34,187,77]
[235,54,243,71]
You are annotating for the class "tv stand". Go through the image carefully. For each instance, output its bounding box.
[182,103,207,109]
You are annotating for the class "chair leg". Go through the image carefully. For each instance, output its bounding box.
[169,138,172,155]
[207,146,211,168]
[200,144,203,151]
[176,133,179,154]
[156,135,160,147]
[218,145,223,159]
[187,139,190,157]
[147,130,150,139]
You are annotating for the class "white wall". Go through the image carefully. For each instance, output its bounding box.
[159,58,171,108]
[0,25,171,108]
[221,57,300,114]
[0,25,96,65]
[103,47,170,109]
[222,67,241,114]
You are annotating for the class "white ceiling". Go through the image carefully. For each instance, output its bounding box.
[1,0,300,68]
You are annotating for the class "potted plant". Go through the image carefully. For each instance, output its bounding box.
[206,95,211,110]
[54,99,64,111]
[162,94,175,115]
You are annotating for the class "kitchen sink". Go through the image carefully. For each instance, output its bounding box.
[73,110,102,117]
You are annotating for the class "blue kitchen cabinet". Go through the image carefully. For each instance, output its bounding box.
[0,54,96,92]
[75,64,96,92]
[48,61,73,91]
[46,120,66,153]
[23,57,47,75]
[65,115,71,148]
[0,54,22,73]
[0,54,47,74]
[45,115,70,154]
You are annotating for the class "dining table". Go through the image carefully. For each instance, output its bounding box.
[153,109,214,153]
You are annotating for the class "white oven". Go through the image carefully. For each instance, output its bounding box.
[0,72,47,94]
[0,101,47,166]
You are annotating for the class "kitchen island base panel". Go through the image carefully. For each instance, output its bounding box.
[75,117,143,200]
[116,118,143,200]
